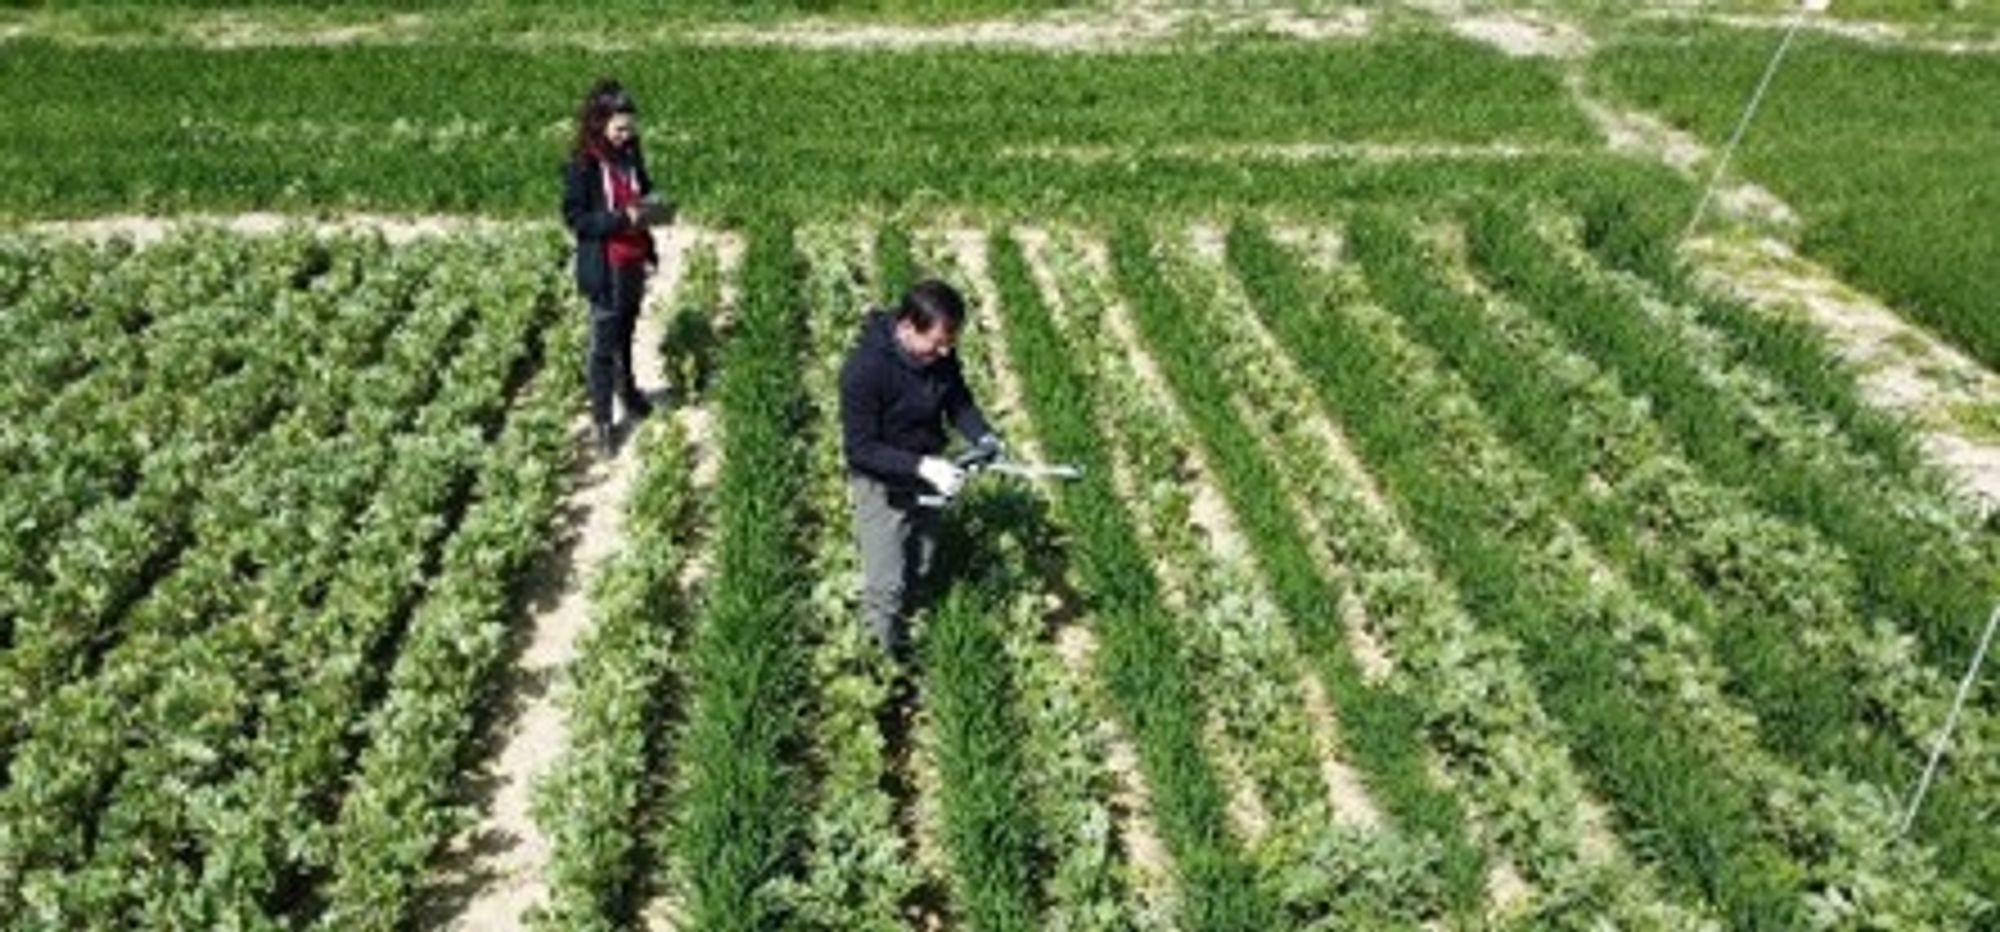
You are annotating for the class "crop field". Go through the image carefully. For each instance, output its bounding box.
[3,3,1998,931]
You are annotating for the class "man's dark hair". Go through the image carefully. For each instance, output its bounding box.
[895,279,966,334]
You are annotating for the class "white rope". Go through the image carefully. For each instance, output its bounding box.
[1680,6,1814,242]
[1899,601,2000,835]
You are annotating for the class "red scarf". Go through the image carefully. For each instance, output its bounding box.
[597,149,653,268]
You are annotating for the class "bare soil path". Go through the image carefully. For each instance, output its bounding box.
[424,227,696,931]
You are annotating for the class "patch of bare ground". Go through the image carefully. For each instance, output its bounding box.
[1685,234,2000,509]
[1487,856,1533,918]
[1013,224,1279,847]
[1056,624,1175,895]
[1267,223,1345,275]
[1403,1,1593,58]
[1295,674,1385,831]
[182,11,429,48]
[690,6,1372,52]
[424,226,693,930]
[1010,225,1177,907]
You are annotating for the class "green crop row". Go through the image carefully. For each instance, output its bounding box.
[180,234,564,927]
[989,229,1273,930]
[0,234,451,927]
[1473,201,2000,706]
[534,257,714,931]
[1185,222,1703,927]
[771,223,921,929]
[0,33,1598,217]
[1028,226,1461,925]
[0,231,568,927]
[1239,212,1995,926]
[926,227,1140,930]
[1351,204,1988,921]
[312,296,578,930]
[0,233,361,758]
[1112,223,1487,922]
[1400,202,2000,906]
[138,244,562,926]
[1232,218,1823,926]
[1595,25,2000,374]
[666,218,813,931]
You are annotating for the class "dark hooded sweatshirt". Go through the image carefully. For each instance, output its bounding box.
[839,310,992,488]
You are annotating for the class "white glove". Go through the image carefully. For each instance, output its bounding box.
[917,456,966,498]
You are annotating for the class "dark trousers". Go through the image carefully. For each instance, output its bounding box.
[586,262,647,426]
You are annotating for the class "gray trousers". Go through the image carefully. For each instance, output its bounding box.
[848,471,939,658]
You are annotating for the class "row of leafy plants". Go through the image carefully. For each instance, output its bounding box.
[1109,222,1494,923]
[920,226,1141,930]
[532,238,720,931]
[1024,227,1474,927]
[1361,202,1997,910]
[770,223,925,929]
[0,232,444,925]
[987,227,1277,930]
[0,231,569,927]
[0,231,389,767]
[1121,224,1707,927]
[1228,215,1981,927]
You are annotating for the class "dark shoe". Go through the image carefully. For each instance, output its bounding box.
[593,422,617,458]
[621,391,654,422]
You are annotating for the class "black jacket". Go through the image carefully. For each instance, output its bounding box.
[561,147,658,306]
[840,310,993,486]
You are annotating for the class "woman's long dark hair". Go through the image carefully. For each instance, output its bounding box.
[572,77,638,163]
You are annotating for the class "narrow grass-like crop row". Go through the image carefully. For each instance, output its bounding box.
[989,229,1273,931]
[1242,217,1989,926]
[1031,228,1458,924]
[1565,197,1928,484]
[664,219,813,931]
[0,36,1594,216]
[1231,222,1842,927]
[1354,205,1997,910]
[1473,202,2000,691]
[771,223,920,929]
[1205,223,1704,927]
[533,251,716,932]
[1483,204,2000,893]
[930,228,1140,932]
[1110,224,1485,921]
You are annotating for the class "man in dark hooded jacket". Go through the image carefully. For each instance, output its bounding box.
[839,279,998,662]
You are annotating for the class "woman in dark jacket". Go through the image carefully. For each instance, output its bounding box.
[562,77,670,455]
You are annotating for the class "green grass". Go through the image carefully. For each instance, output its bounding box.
[0,32,1598,217]
[1594,23,2000,374]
